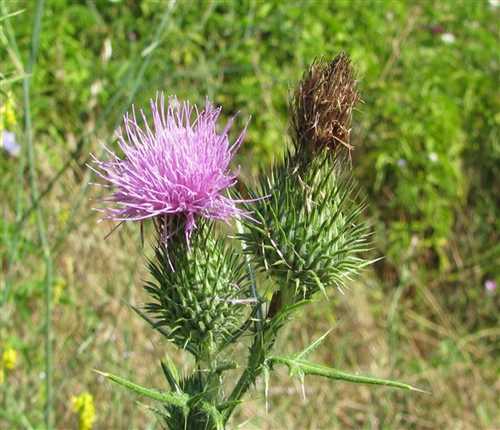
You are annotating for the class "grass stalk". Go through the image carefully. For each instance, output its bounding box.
[22,1,53,428]
[0,2,27,307]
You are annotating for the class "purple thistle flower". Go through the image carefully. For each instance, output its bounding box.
[1,131,20,157]
[91,94,248,242]
[485,279,496,294]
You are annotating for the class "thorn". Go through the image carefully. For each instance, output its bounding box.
[410,386,432,395]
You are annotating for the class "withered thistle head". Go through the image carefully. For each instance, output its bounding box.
[292,53,359,156]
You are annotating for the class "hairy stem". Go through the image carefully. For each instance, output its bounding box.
[235,218,263,330]
[223,291,282,423]
[222,220,270,423]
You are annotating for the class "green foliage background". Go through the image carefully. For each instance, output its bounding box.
[1,0,498,428]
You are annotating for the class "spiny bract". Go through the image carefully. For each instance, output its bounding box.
[144,222,249,356]
[240,154,372,302]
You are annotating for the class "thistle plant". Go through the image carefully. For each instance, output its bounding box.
[92,54,421,429]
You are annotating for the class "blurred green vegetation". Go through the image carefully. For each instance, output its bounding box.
[1,0,499,429]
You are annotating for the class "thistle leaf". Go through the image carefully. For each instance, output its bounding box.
[129,304,171,338]
[95,370,189,407]
[213,360,238,373]
[267,299,313,332]
[266,356,426,392]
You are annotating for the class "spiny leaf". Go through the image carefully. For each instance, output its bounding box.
[213,360,238,373]
[95,370,190,407]
[129,303,171,339]
[267,356,427,392]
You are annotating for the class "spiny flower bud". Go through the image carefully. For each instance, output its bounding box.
[240,154,371,304]
[292,53,359,156]
[144,221,248,357]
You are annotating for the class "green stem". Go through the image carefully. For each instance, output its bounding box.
[223,311,278,422]
[0,1,26,307]
[224,219,270,423]
[23,1,52,428]
[235,218,263,330]
[224,295,310,422]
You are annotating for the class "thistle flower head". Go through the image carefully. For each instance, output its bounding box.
[292,53,359,156]
[91,94,247,242]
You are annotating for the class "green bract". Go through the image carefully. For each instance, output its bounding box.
[240,153,372,303]
[144,222,248,358]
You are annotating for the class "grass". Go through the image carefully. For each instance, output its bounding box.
[1,0,498,429]
[21,1,54,427]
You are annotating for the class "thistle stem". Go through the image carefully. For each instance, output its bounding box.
[223,219,270,423]
[224,329,277,422]
[235,218,263,330]
[223,299,281,422]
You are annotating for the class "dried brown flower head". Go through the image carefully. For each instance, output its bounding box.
[292,53,359,156]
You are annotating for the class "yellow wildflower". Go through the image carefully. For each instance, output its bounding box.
[71,392,96,430]
[58,207,70,227]
[2,347,17,370]
[4,100,16,127]
[53,278,67,304]
[0,94,17,129]
[2,95,16,126]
